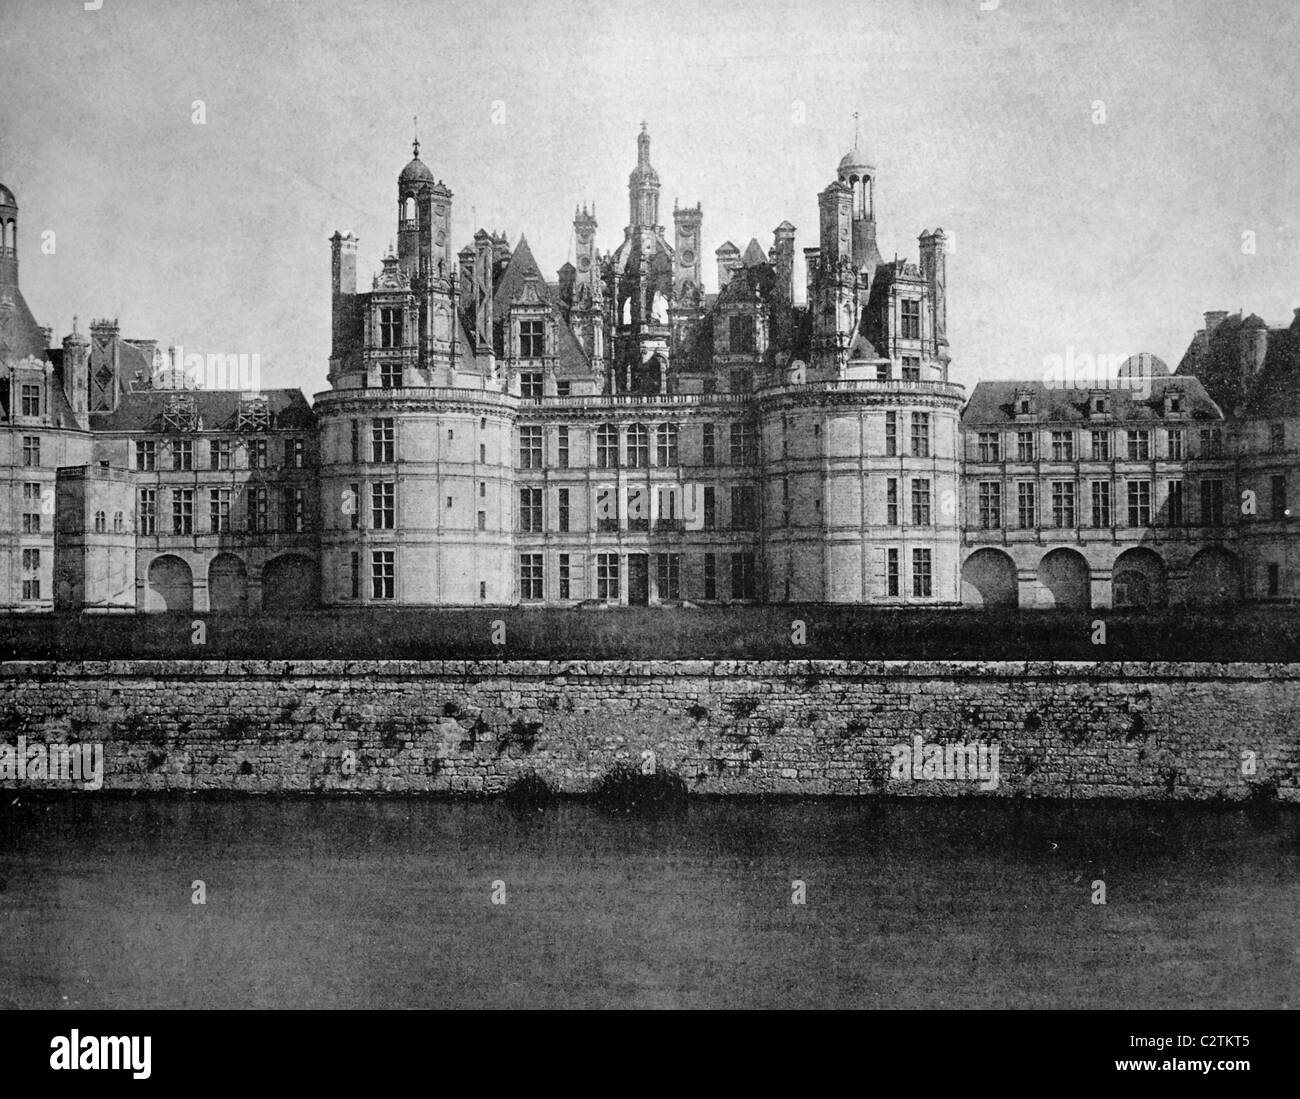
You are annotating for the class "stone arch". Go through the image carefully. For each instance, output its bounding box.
[1039,548,1090,610]
[1188,546,1242,606]
[1113,547,1167,609]
[961,548,1019,608]
[261,554,319,612]
[145,554,193,613]
[208,553,249,613]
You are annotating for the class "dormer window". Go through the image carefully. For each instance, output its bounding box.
[520,319,544,359]
[1162,387,1184,416]
[520,372,543,400]
[1014,390,1036,418]
[900,299,921,340]
[20,384,39,417]
[379,308,403,349]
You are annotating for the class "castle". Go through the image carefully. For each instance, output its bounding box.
[1,129,1295,613]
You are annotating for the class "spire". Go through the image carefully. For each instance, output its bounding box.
[412,114,420,159]
[638,122,651,167]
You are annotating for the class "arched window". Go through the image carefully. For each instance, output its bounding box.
[626,423,649,468]
[94,511,106,533]
[655,423,678,466]
[596,423,618,469]
[402,197,416,222]
[113,511,124,532]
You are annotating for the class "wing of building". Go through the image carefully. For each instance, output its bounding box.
[0,132,1294,612]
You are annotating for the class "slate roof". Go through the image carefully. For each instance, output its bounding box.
[90,386,315,432]
[961,376,1223,425]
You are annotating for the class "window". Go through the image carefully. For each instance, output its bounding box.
[1199,428,1223,458]
[519,488,542,532]
[1167,429,1185,460]
[556,380,571,397]
[248,439,268,469]
[350,552,361,599]
[702,423,716,465]
[1272,474,1288,520]
[703,553,717,600]
[912,548,932,598]
[1090,430,1110,460]
[910,479,931,526]
[348,482,360,530]
[886,478,899,525]
[371,482,395,529]
[1050,431,1074,461]
[730,315,756,354]
[20,549,39,601]
[887,548,900,597]
[136,440,156,471]
[1090,481,1111,527]
[731,552,756,600]
[1017,482,1036,528]
[520,554,544,601]
[558,488,570,532]
[379,307,402,349]
[900,299,920,340]
[656,423,678,467]
[21,482,40,533]
[477,510,486,531]
[656,554,681,601]
[172,489,194,535]
[1128,480,1152,526]
[171,438,192,471]
[901,356,921,382]
[380,361,402,389]
[111,511,122,533]
[371,551,395,599]
[518,425,543,469]
[350,420,360,463]
[557,426,569,469]
[596,424,618,468]
[703,486,716,530]
[285,438,304,468]
[731,485,757,530]
[978,482,1002,529]
[248,488,269,532]
[139,489,156,536]
[1051,481,1076,527]
[1270,422,1285,452]
[558,554,571,600]
[371,419,395,463]
[1268,562,1281,597]
[910,412,930,458]
[20,384,39,417]
[205,489,230,533]
[1167,479,1183,526]
[520,372,543,399]
[597,553,619,601]
[480,581,487,602]
[626,424,649,468]
[977,432,1000,462]
[1016,431,1035,462]
[519,319,544,359]
[1126,430,1151,461]
[729,422,756,465]
[282,487,306,533]
[1199,479,1224,526]
[885,412,897,457]
[93,510,106,534]
[210,438,232,470]
[876,363,890,382]
[480,443,486,463]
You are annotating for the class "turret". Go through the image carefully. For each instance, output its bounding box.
[62,319,90,427]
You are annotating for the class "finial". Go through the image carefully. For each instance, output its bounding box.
[413,115,420,159]
[853,110,860,147]
[641,121,648,133]
[72,314,79,334]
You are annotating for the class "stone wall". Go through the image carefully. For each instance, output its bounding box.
[0,660,1297,801]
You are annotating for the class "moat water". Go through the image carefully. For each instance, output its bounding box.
[0,797,1295,1009]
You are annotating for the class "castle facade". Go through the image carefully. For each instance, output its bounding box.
[0,131,1294,612]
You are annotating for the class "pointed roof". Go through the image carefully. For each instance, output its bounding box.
[741,238,768,267]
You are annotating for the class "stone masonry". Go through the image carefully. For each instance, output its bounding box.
[0,660,1297,801]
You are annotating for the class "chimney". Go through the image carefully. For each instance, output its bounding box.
[716,241,740,290]
[1204,310,1229,335]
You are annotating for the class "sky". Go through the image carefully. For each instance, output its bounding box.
[1,0,1297,397]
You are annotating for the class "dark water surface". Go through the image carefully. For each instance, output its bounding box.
[0,797,1295,1009]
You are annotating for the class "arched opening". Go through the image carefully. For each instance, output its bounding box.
[402,196,415,222]
[1188,546,1242,606]
[620,295,632,326]
[1113,548,1167,609]
[208,553,249,613]
[145,555,193,613]
[261,554,319,612]
[961,549,1019,608]
[93,511,106,533]
[1039,548,1090,610]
